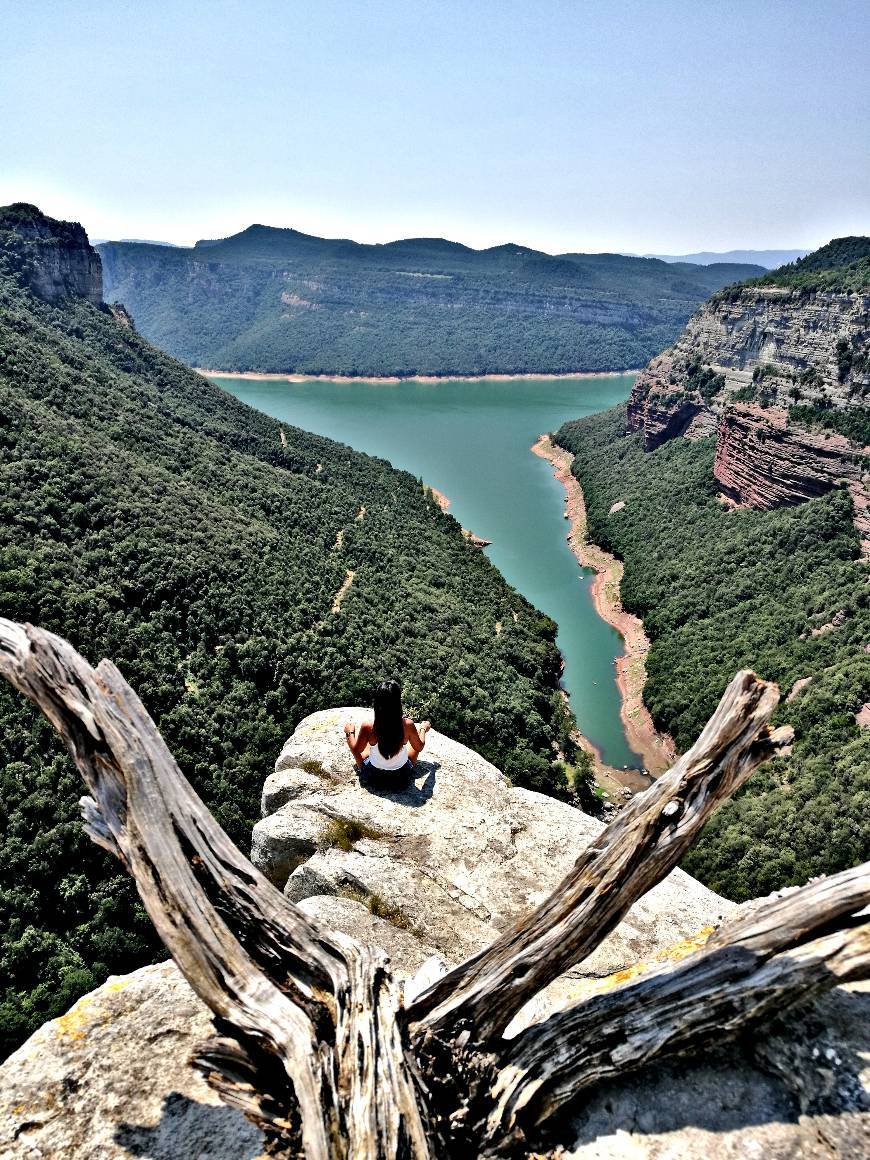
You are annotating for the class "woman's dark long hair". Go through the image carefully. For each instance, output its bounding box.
[373,680,404,759]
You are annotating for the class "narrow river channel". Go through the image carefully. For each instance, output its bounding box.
[213,373,643,768]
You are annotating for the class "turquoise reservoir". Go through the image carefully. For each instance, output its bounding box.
[213,374,643,768]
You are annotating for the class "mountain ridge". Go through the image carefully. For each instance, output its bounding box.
[644,248,810,269]
[97,224,764,376]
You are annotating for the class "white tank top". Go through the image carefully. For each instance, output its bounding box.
[368,740,409,770]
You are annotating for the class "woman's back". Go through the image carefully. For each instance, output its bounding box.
[343,681,431,778]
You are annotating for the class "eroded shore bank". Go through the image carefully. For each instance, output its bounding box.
[532,434,677,781]
[427,484,491,548]
[199,368,641,385]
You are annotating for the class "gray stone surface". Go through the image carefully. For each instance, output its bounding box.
[298,894,444,978]
[261,768,326,814]
[631,288,870,419]
[0,961,263,1160]
[250,801,334,888]
[6,205,103,305]
[565,983,870,1159]
[254,708,733,994]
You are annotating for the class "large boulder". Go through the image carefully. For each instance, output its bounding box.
[1,709,867,1158]
[0,960,263,1160]
[253,709,732,995]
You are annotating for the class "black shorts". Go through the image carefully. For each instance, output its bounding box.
[360,758,414,790]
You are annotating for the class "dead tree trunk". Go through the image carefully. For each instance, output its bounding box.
[1,618,868,1159]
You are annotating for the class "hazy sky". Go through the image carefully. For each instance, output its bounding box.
[2,0,868,252]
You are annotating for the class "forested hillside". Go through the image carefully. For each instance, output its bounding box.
[0,206,577,1056]
[98,226,763,375]
[556,407,869,901]
[746,235,870,292]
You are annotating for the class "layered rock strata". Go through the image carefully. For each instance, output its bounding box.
[625,285,869,546]
[714,405,870,537]
[628,287,869,433]
[2,712,867,1158]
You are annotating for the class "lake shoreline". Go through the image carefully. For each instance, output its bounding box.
[532,433,677,781]
[219,371,645,781]
[199,368,642,385]
[426,484,491,546]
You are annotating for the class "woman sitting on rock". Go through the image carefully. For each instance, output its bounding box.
[344,679,430,788]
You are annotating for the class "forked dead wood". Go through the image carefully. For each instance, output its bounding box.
[485,866,870,1150]
[1,618,868,1159]
[0,620,430,1159]
[405,671,795,1041]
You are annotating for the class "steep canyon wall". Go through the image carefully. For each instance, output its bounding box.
[626,284,870,546]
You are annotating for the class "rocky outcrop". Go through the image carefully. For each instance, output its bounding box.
[252,710,728,986]
[0,960,264,1160]
[714,405,870,532]
[0,202,102,305]
[625,383,706,450]
[2,712,868,1158]
[625,282,869,544]
[628,287,869,431]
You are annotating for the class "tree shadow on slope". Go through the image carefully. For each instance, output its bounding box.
[115,1091,262,1160]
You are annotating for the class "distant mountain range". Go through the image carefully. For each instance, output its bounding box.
[97,226,764,376]
[643,249,809,269]
[91,237,182,247]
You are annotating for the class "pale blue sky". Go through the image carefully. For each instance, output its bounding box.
[2,0,867,252]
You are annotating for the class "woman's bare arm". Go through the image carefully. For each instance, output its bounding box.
[345,719,372,764]
[404,718,431,751]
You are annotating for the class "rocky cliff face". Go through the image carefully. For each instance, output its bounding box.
[714,405,870,536]
[3,711,867,1159]
[0,202,102,304]
[628,287,869,429]
[625,283,870,546]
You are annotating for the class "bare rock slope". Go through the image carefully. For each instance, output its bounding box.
[1,711,867,1158]
[252,709,730,985]
[0,202,103,305]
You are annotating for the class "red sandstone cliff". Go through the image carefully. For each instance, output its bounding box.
[713,405,869,542]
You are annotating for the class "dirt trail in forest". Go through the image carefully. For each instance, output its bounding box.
[331,570,355,614]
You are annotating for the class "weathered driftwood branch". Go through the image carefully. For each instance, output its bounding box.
[406,671,793,1042]
[0,620,430,1160]
[484,863,870,1149]
[2,618,867,1160]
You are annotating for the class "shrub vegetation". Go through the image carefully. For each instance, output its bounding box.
[97,228,764,376]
